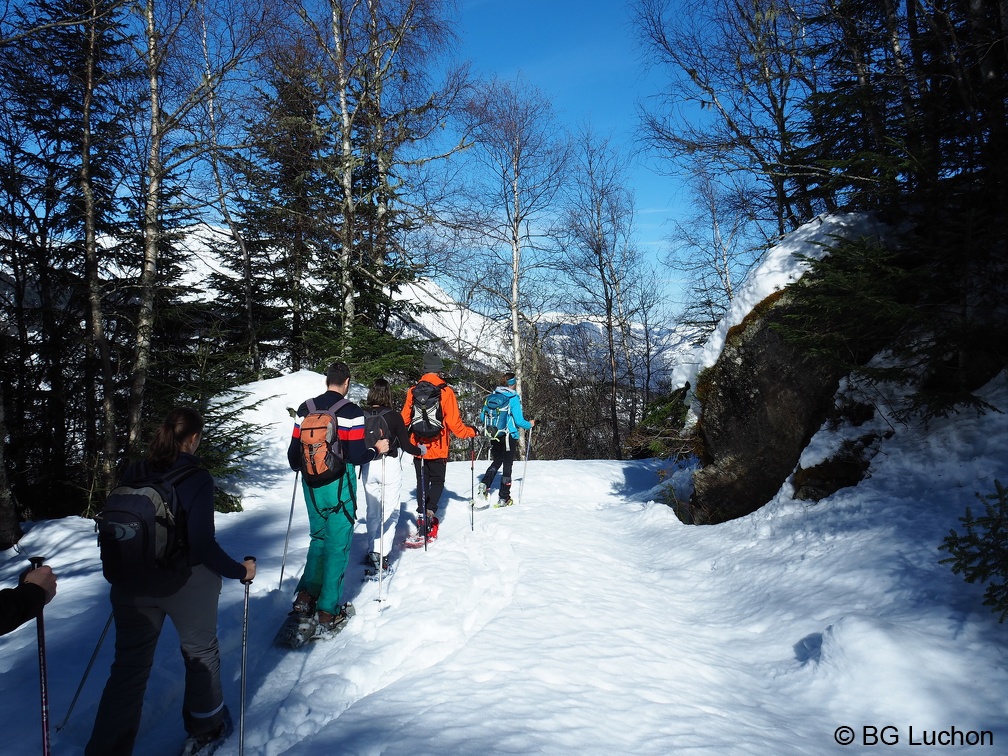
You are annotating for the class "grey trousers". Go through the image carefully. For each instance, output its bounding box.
[86,564,226,755]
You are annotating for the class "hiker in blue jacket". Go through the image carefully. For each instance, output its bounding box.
[477,372,535,507]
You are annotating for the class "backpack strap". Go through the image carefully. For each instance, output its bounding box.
[131,461,201,489]
[134,463,203,551]
[160,464,202,489]
[306,473,356,525]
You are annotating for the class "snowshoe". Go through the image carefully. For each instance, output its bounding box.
[404,515,438,548]
[472,488,491,511]
[273,609,317,649]
[494,497,514,508]
[308,603,355,642]
[180,708,233,756]
[363,555,394,581]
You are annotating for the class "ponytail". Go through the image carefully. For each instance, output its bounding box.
[148,406,204,469]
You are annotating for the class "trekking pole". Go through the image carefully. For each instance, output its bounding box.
[420,459,428,551]
[516,425,535,508]
[56,610,114,732]
[470,438,475,531]
[278,472,299,590]
[29,557,51,756]
[240,556,256,756]
[377,456,386,604]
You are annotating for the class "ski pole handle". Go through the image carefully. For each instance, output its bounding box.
[242,555,256,584]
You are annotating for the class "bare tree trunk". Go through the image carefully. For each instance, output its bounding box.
[331,0,358,353]
[81,0,119,500]
[200,10,261,377]
[0,376,24,549]
[509,143,525,402]
[127,0,164,452]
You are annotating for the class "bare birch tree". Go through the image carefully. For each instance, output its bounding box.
[126,0,264,449]
[559,128,640,458]
[459,75,570,401]
[287,0,467,354]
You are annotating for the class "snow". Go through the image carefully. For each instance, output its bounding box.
[3,363,1007,754]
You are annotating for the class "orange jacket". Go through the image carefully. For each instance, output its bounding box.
[400,373,476,459]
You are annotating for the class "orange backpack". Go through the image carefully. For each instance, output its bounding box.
[299,397,350,487]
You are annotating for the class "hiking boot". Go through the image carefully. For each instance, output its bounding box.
[363,551,381,569]
[364,554,394,581]
[310,606,350,641]
[364,552,390,571]
[477,482,489,499]
[180,707,233,756]
[495,497,513,508]
[416,513,439,539]
[292,592,315,617]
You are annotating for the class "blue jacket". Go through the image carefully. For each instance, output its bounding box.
[480,387,532,439]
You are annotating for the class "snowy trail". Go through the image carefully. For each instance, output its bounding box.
[238,489,523,755]
[277,460,792,754]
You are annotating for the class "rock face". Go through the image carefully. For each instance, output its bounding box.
[685,291,847,525]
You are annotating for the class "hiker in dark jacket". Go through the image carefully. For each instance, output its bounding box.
[477,371,535,507]
[286,362,389,638]
[0,564,56,636]
[87,407,256,756]
[360,378,427,575]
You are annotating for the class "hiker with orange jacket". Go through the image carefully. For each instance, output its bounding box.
[400,353,477,540]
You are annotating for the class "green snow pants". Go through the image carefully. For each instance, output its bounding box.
[295,472,357,615]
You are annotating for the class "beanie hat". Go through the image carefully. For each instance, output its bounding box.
[423,353,444,373]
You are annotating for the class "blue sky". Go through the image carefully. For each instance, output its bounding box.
[454,0,687,270]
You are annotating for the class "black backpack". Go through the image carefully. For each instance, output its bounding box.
[409,380,445,440]
[363,406,396,452]
[96,464,200,591]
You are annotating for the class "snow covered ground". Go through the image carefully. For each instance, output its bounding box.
[2,365,1008,754]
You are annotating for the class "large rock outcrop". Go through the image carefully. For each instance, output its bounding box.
[684,291,847,524]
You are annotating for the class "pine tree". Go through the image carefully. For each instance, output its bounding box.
[941,481,1008,622]
[0,0,139,516]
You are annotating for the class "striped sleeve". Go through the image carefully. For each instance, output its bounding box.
[286,404,306,470]
[338,409,373,465]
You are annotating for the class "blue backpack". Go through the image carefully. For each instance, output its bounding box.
[482,391,511,439]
